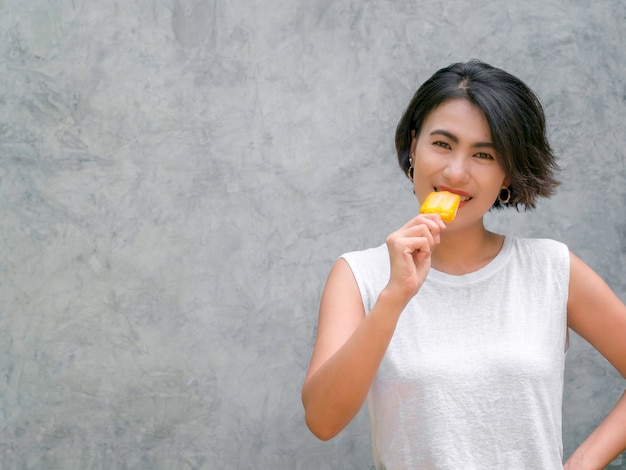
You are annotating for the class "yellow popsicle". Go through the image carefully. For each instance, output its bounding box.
[419,191,461,223]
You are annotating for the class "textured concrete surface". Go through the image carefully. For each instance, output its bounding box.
[0,1,624,468]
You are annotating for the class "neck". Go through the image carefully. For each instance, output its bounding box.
[431,220,505,275]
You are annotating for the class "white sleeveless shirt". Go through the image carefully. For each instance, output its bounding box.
[341,237,570,470]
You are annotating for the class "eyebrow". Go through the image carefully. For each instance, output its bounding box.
[430,129,494,148]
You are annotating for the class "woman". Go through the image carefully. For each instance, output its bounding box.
[301,60,626,469]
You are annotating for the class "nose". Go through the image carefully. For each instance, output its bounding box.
[442,153,471,185]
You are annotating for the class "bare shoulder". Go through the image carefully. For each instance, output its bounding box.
[567,251,626,378]
[303,258,366,384]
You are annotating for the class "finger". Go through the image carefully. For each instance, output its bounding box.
[395,223,440,248]
[410,237,433,264]
[401,213,447,230]
[387,228,435,256]
[388,234,434,268]
[398,216,445,241]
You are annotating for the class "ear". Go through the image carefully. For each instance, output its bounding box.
[410,129,417,155]
[502,176,512,188]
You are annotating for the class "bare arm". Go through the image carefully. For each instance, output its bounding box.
[564,252,626,470]
[301,214,445,440]
[301,259,408,440]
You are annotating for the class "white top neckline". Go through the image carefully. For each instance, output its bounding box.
[427,235,513,285]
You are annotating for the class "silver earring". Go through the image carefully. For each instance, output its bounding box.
[498,187,511,204]
[408,157,414,181]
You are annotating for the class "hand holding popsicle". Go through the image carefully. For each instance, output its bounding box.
[384,211,446,300]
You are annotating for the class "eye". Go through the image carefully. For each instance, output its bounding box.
[474,152,495,160]
[433,141,451,149]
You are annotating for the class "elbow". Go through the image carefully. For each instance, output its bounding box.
[304,408,340,441]
[302,392,341,441]
[301,379,345,441]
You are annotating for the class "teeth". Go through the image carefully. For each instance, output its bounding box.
[435,189,471,202]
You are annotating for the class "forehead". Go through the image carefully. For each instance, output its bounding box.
[420,98,492,141]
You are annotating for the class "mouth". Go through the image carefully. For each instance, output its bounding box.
[435,187,472,202]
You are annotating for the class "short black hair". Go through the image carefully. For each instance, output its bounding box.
[395,60,560,210]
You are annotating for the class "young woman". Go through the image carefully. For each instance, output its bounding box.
[302,60,626,469]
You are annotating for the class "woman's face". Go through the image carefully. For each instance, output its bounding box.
[410,98,510,226]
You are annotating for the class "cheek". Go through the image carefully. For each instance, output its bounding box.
[477,164,508,185]
[414,151,444,174]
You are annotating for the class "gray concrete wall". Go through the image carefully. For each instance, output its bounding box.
[0,1,624,468]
